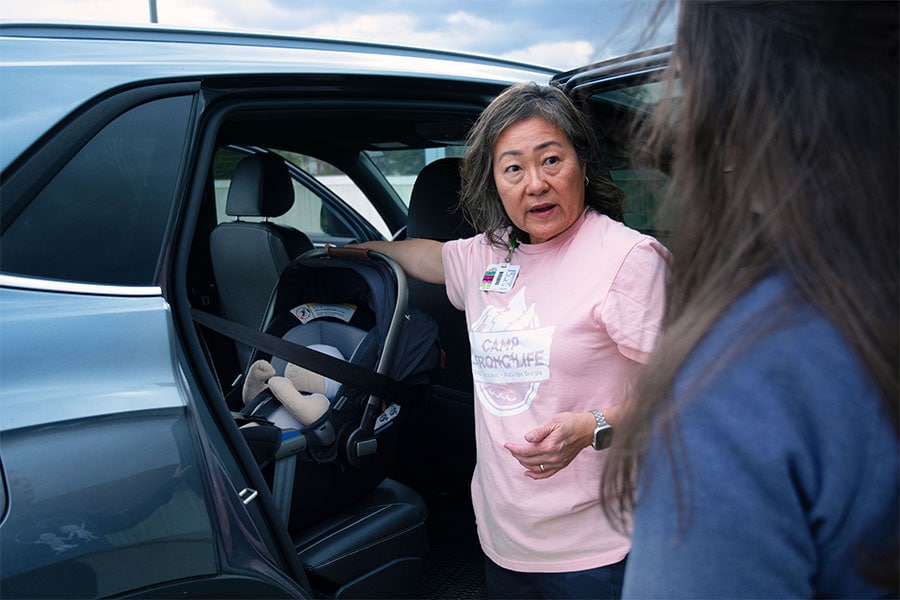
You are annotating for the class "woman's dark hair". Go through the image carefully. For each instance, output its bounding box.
[459,81,624,247]
[602,0,899,577]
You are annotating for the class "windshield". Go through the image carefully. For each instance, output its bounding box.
[365,147,467,207]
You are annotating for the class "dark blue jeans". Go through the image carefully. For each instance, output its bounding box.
[484,555,627,599]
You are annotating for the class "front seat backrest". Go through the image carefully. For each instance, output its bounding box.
[210,153,314,369]
[407,157,475,392]
[407,157,475,241]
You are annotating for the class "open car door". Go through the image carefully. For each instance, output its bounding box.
[551,46,674,243]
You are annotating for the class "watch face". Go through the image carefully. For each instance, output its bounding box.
[592,426,613,450]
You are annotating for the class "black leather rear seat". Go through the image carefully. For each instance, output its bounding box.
[294,478,428,598]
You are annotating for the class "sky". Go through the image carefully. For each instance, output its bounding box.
[0,0,674,71]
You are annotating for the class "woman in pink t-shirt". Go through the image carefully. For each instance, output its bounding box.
[356,82,668,599]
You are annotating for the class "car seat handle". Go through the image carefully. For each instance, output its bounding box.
[325,246,370,259]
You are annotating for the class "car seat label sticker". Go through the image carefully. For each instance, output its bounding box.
[374,403,401,434]
[480,263,520,293]
[469,288,554,416]
[290,303,357,324]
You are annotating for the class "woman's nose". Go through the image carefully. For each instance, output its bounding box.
[524,167,548,193]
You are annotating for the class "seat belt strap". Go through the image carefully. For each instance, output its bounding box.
[191,308,405,401]
[272,453,297,526]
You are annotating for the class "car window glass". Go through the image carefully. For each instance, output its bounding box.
[0,95,192,286]
[593,79,678,112]
[592,80,674,242]
[213,148,390,239]
[612,167,670,239]
[365,147,466,207]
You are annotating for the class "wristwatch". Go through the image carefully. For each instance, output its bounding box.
[591,409,613,450]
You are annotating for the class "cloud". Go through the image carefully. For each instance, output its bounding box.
[190,0,317,33]
[0,0,259,30]
[445,10,493,34]
[501,40,594,71]
[291,8,597,70]
[0,0,149,24]
[303,13,426,44]
[297,9,502,56]
[156,0,234,29]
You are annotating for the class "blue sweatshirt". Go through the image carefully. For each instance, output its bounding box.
[624,275,899,599]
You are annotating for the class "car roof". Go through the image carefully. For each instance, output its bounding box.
[0,22,558,171]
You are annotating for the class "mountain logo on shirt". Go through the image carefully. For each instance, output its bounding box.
[470,288,554,416]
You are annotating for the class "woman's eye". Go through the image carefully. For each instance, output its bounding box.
[544,156,559,166]
[505,164,521,174]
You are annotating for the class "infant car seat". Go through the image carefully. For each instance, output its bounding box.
[192,246,439,598]
[238,246,440,531]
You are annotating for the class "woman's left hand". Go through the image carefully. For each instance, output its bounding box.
[503,411,596,479]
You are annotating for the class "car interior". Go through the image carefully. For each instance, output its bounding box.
[185,76,499,599]
[184,74,668,598]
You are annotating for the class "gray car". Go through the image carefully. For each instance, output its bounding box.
[0,22,670,599]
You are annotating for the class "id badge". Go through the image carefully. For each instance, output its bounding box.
[480,263,520,293]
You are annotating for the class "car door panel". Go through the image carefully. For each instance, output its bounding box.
[0,284,308,598]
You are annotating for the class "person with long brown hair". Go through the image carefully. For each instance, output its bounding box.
[601,2,899,597]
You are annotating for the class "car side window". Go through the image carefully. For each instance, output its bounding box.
[590,80,673,243]
[612,167,670,241]
[213,148,390,241]
[365,146,466,207]
[0,95,193,286]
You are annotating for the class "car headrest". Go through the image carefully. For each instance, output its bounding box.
[407,157,475,241]
[225,154,294,218]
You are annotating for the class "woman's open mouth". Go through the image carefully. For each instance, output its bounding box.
[528,203,556,216]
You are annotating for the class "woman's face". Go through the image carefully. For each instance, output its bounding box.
[492,116,586,245]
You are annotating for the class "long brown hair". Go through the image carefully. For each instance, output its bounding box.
[602,0,899,534]
[459,81,624,247]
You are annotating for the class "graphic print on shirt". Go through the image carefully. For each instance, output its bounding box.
[470,288,555,416]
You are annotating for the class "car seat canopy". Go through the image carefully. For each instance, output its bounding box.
[268,253,439,387]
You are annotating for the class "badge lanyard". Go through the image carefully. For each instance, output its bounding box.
[480,232,521,293]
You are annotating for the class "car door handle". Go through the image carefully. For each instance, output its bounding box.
[239,488,258,505]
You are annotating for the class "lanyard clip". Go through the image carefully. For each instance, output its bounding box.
[505,232,519,263]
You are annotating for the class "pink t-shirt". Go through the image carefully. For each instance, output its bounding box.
[442,209,668,572]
